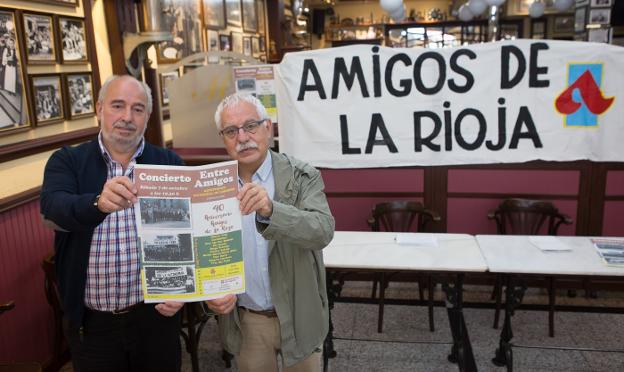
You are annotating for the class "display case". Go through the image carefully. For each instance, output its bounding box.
[325,23,385,47]
[385,20,488,48]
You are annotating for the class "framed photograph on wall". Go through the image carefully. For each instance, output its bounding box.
[251,36,260,56]
[0,10,31,133]
[531,19,546,39]
[30,0,79,7]
[553,15,575,36]
[203,0,226,30]
[226,0,242,27]
[22,12,57,64]
[157,0,203,62]
[243,36,252,56]
[257,0,266,35]
[575,6,587,32]
[58,16,88,63]
[258,35,265,52]
[588,27,611,43]
[590,0,613,7]
[588,8,611,24]
[159,70,179,106]
[219,33,232,51]
[206,29,219,51]
[231,31,243,54]
[64,72,94,119]
[30,74,64,126]
[242,0,258,33]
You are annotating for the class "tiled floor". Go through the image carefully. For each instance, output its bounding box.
[182,282,624,372]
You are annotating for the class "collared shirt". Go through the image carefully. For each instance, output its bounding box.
[84,133,145,311]
[237,152,275,311]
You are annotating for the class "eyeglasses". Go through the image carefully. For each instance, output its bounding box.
[219,119,267,139]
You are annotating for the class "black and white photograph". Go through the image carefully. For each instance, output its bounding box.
[206,29,219,51]
[22,13,56,64]
[589,8,611,24]
[139,197,192,228]
[158,0,203,61]
[58,17,88,62]
[31,74,64,125]
[219,33,231,51]
[231,31,243,54]
[575,6,587,31]
[226,0,243,27]
[251,36,260,56]
[142,233,194,263]
[144,266,196,295]
[203,0,226,29]
[588,27,611,43]
[243,36,252,56]
[242,0,258,33]
[0,10,30,132]
[236,78,256,92]
[65,73,94,119]
[257,0,266,35]
[160,70,179,106]
[590,0,613,7]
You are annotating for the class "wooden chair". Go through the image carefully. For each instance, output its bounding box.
[488,198,572,337]
[0,301,42,372]
[367,201,441,333]
[41,253,69,371]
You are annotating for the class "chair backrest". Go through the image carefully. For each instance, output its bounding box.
[41,253,63,319]
[0,300,15,316]
[368,201,441,232]
[488,198,573,235]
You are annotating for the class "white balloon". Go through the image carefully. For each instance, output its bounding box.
[390,5,405,19]
[468,0,488,15]
[528,1,545,18]
[458,4,474,21]
[553,0,573,11]
[380,0,403,13]
[485,0,506,6]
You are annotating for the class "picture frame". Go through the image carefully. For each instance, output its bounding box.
[219,33,232,51]
[590,0,613,7]
[575,0,589,5]
[206,29,219,51]
[0,9,31,133]
[30,73,64,126]
[231,31,243,54]
[157,0,203,62]
[64,72,95,119]
[29,0,79,7]
[588,27,611,43]
[241,0,258,33]
[588,8,611,25]
[256,0,266,35]
[202,0,226,30]
[553,15,575,35]
[58,16,88,63]
[251,36,260,56]
[531,19,547,39]
[258,35,265,52]
[506,0,558,16]
[575,6,587,32]
[243,36,252,56]
[226,0,242,27]
[22,12,57,64]
[159,70,180,107]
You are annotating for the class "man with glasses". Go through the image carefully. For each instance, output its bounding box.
[206,93,335,372]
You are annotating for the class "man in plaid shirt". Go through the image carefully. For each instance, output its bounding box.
[41,75,185,372]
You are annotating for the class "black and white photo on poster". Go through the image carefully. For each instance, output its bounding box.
[65,73,94,118]
[139,197,192,229]
[144,266,196,295]
[59,17,87,62]
[158,0,203,61]
[32,74,63,124]
[23,13,56,63]
[141,233,194,263]
[0,10,30,132]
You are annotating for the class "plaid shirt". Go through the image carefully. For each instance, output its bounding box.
[84,134,145,311]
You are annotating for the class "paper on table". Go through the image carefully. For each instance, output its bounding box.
[395,233,438,247]
[529,236,572,251]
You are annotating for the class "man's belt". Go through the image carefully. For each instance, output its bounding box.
[239,306,277,318]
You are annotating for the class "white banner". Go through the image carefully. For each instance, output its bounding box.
[276,40,624,168]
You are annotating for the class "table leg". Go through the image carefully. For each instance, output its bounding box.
[323,270,341,372]
[443,273,478,372]
[492,275,527,371]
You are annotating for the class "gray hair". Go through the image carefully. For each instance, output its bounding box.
[214,93,269,130]
[98,75,153,115]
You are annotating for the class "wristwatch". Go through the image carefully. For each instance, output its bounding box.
[93,194,101,209]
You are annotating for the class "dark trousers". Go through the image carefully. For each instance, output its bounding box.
[64,303,181,372]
